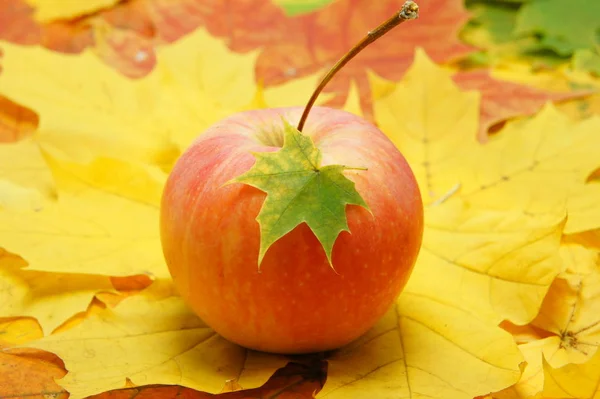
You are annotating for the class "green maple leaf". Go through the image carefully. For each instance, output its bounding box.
[233,120,369,268]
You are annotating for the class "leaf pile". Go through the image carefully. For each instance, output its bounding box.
[1,1,600,399]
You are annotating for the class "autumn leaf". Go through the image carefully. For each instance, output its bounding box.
[79,360,326,399]
[0,255,113,334]
[1,0,472,117]
[0,95,39,143]
[233,121,368,266]
[322,294,523,399]
[0,152,169,278]
[452,69,593,140]
[494,339,548,399]
[0,348,68,399]
[208,0,473,118]
[25,0,120,22]
[375,48,600,235]
[542,349,600,398]
[25,284,288,399]
[0,28,256,166]
[529,242,600,367]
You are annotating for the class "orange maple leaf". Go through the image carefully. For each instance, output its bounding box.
[452,70,595,141]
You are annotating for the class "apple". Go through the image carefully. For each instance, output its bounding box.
[159,1,423,354]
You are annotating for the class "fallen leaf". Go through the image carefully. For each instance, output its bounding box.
[375,48,600,235]
[26,285,288,399]
[322,293,523,399]
[0,152,169,278]
[0,24,322,166]
[213,0,473,118]
[542,348,600,398]
[25,0,120,22]
[452,69,592,140]
[80,360,326,399]
[0,139,54,201]
[529,243,600,367]
[494,339,548,399]
[0,318,43,347]
[407,199,564,325]
[0,348,68,399]
[0,27,260,168]
[0,95,39,143]
[0,258,113,334]
[0,0,41,45]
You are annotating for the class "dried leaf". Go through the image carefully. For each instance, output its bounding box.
[322,294,523,399]
[375,49,600,235]
[0,348,68,399]
[26,286,287,399]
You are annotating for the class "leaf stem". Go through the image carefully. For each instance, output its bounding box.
[296,1,420,132]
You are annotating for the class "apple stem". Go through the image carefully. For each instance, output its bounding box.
[296,1,420,132]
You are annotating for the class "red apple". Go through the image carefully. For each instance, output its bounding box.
[160,106,423,354]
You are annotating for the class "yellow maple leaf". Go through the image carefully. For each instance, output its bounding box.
[0,152,168,278]
[542,349,600,398]
[0,28,259,171]
[25,0,120,22]
[494,339,548,399]
[374,50,569,325]
[407,200,564,325]
[375,48,600,235]
[0,139,54,204]
[322,294,523,399]
[0,318,43,347]
[26,283,288,399]
[529,242,600,367]
[0,251,113,334]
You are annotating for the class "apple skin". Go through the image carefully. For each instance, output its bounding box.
[160,106,423,354]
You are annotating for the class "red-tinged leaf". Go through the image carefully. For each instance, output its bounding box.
[0,95,39,143]
[0,348,68,399]
[82,360,327,399]
[0,0,473,113]
[0,0,41,45]
[452,70,595,141]
[199,0,474,119]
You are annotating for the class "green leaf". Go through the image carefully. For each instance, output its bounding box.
[514,0,600,55]
[233,120,369,268]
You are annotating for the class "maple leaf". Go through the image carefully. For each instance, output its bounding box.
[0,348,68,399]
[25,0,120,22]
[210,0,474,118]
[494,339,548,399]
[452,69,593,140]
[0,152,168,278]
[542,349,600,398]
[25,285,288,399]
[528,242,600,367]
[0,256,113,334]
[78,361,326,399]
[0,95,39,143]
[321,291,523,399]
[233,121,369,266]
[514,0,600,56]
[375,49,600,235]
[2,0,473,116]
